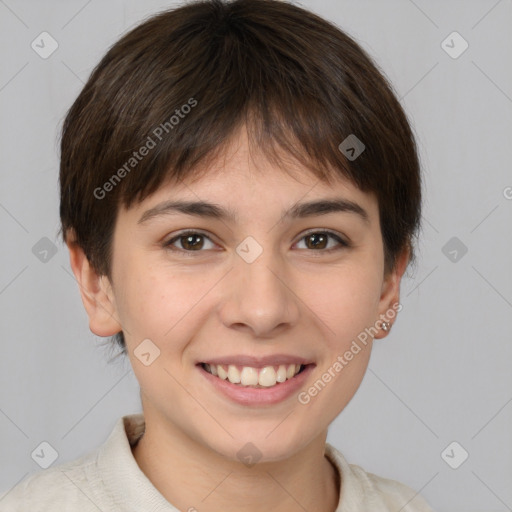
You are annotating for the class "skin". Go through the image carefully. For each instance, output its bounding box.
[68,126,409,512]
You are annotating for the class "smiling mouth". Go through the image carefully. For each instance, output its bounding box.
[199,362,308,388]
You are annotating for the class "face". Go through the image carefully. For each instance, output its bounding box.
[78,128,405,463]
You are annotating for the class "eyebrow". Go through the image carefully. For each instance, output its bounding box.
[138,198,370,225]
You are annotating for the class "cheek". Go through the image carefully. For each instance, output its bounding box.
[295,267,381,424]
[306,264,383,343]
[116,266,212,350]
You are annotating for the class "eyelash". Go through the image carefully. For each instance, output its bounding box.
[162,229,350,256]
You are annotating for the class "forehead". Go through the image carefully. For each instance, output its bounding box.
[120,127,379,222]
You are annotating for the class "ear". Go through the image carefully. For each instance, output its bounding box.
[373,246,410,340]
[66,236,122,337]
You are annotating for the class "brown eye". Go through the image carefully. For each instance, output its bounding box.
[295,230,349,252]
[164,231,215,252]
[305,233,328,250]
[179,233,204,250]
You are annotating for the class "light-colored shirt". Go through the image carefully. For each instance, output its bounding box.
[0,414,435,511]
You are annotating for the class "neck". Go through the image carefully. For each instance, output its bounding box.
[132,412,340,512]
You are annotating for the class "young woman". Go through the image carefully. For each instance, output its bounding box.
[1,0,434,510]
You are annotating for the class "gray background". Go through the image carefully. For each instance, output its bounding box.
[0,0,511,510]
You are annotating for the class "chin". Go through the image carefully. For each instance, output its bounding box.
[201,420,318,466]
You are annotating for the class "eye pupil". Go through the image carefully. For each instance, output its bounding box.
[182,234,203,250]
[307,233,327,249]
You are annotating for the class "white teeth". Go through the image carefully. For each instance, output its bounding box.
[276,365,287,383]
[258,366,277,387]
[204,363,304,387]
[217,365,228,380]
[227,365,241,383]
[240,367,259,386]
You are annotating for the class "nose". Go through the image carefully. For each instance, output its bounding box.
[218,245,301,338]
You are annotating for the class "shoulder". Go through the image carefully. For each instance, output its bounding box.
[325,443,436,511]
[0,415,143,511]
[351,464,434,511]
[0,449,109,512]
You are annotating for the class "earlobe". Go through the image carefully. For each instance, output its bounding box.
[374,246,410,339]
[66,238,122,337]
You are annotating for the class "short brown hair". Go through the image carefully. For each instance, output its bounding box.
[59,0,422,351]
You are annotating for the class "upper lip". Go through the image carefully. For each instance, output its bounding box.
[199,354,314,368]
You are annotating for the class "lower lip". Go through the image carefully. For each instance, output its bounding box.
[197,364,315,406]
